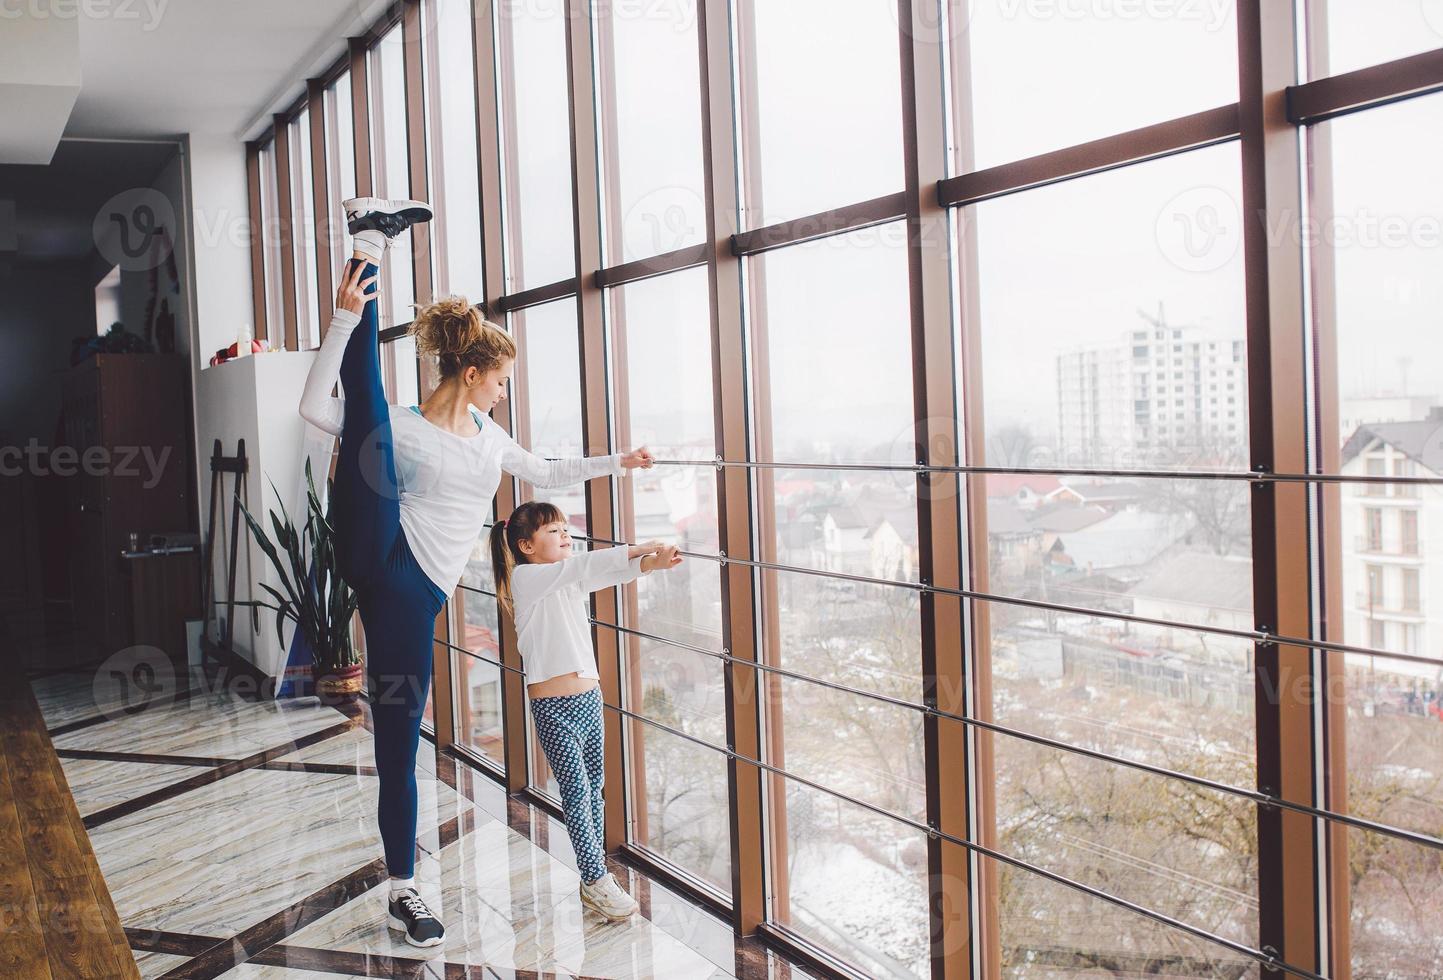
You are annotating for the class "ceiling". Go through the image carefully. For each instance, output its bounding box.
[65,0,364,141]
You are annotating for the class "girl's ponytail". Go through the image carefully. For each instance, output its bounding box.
[489,519,517,616]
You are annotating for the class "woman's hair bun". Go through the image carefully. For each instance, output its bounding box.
[411,296,482,356]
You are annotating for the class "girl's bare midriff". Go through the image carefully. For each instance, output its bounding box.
[527,671,599,700]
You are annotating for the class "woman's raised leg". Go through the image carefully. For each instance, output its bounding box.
[331,249,403,589]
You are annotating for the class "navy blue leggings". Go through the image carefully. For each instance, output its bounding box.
[332,257,446,880]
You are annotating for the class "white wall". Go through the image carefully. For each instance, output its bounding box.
[195,351,330,679]
[185,134,255,367]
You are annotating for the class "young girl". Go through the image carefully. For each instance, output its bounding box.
[299,196,654,947]
[489,501,682,920]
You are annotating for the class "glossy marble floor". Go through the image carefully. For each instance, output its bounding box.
[31,664,815,980]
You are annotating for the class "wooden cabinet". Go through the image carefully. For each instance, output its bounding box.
[60,355,194,654]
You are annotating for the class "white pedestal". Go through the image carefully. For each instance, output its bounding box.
[195,352,332,683]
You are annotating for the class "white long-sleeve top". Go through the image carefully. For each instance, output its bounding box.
[511,546,649,685]
[299,309,627,594]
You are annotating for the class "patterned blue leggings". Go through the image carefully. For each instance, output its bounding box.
[530,687,607,884]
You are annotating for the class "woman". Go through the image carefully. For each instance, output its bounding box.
[298,197,653,946]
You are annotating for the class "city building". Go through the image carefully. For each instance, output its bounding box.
[1056,312,1247,465]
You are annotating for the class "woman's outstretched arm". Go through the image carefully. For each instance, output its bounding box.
[490,415,655,488]
[298,261,376,435]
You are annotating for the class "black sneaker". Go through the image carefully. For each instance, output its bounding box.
[387,887,445,948]
[343,196,434,238]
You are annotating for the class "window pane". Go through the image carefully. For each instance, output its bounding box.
[1313,98,1443,972]
[996,732,1258,948]
[969,143,1247,473]
[765,568,922,703]
[382,335,420,408]
[370,23,417,328]
[496,0,575,291]
[772,775,930,977]
[453,643,505,770]
[259,142,286,339]
[596,0,706,263]
[983,472,1253,629]
[1346,826,1443,975]
[956,1,1238,171]
[620,633,726,746]
[424,0,485,299]
[323,72,357,294]
[771,672,925,820]
[289,111,320,349]
[611,268,722,651]
[1341,649,1443,844]
[611,266,716,453]
[1308,1,1443,79]
[625,718,731,895]
[986,853,1257,975]
[511,299,586,529]
[750,224,915,465]
[978,595,1255,785]
[1315,94,1443,474]
[739,0,905,227]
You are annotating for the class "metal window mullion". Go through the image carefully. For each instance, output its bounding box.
[591,4,652,853]
[467,0,526,792]
[1238,0,1322,972]
[698,0,766,939]
[348,37,375,198]
[897,3,972,977]
[1301,2,1351,972]
[562,0,624,854]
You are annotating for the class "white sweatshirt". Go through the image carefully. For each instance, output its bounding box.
[299,309,627,593]
[511,546,649,686]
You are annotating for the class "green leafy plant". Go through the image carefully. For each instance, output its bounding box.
[235,459,359,674]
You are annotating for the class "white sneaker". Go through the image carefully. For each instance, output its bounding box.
[579,872,638,921]
[341,196,434,238]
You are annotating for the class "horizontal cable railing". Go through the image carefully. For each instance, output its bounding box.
[608,705,1323,980]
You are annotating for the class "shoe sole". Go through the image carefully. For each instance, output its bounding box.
[579,892,637,922]
[387,912,445,947]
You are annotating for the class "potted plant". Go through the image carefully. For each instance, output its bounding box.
[237,460,362,704]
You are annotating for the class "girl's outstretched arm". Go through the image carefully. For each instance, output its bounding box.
[511,541,670,604]
[298,261,377,435]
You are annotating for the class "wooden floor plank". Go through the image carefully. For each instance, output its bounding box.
[0,683,139,979]
[0,748,54,979]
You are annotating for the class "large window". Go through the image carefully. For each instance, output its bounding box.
[243,3,1443,977]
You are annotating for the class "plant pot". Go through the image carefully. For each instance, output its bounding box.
[314,662,364,705]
